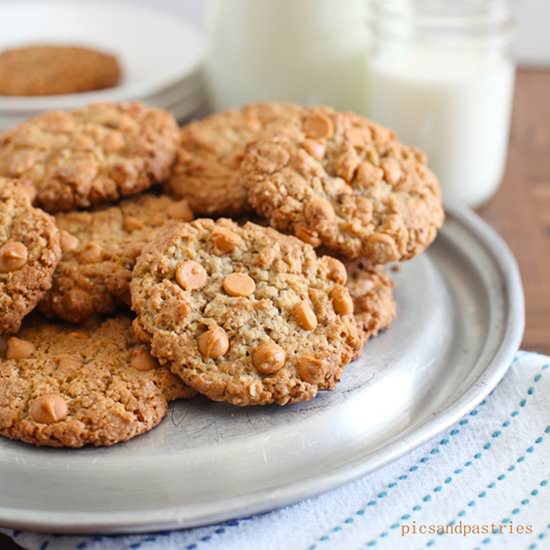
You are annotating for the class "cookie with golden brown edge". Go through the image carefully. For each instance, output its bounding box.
[39,193,193,323]
[0,45,121,96]
[0,102,180,211]
[242,106,444,262]
[345,259,396,345]
[0,178,61,334]
[0,316,194,448]
[167,102,302,217]
[130,218,362,406]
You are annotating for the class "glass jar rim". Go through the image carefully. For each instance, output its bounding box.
[368,0,514,35]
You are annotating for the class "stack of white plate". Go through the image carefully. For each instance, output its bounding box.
[0,1,206,130]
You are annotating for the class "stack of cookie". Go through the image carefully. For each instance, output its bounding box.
[0,101,444,447]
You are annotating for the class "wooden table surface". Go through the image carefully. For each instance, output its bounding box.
[479,67,550,354]
[0,67,549,550]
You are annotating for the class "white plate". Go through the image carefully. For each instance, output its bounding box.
[141,70,205,110]
[0,69,205,115]
[0,93,206,130]
[0,1,204,111]
[161,92,208,122]
[0,206,524,534]
[0,77,206,130]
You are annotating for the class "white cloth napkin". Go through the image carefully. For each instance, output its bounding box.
[3,351,550,550]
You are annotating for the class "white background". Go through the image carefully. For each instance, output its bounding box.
[1,0,549,65]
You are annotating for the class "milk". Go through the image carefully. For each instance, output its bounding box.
[366,46,515,207]
[205,0,368,112]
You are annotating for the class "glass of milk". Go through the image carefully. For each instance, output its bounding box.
[205,0,368,112]
[366,0,516,208]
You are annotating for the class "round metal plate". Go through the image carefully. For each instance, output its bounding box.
[0,205,524,534]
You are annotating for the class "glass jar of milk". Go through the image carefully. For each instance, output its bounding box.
[205,0,368,112]
[366,0,515,208]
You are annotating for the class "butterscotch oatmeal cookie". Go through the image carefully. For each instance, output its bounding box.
[242,106,444,262]
[130,218,362,406]
[0,45,121,96]
[0,102,180,211]
[0,316,194,447]
[167,102,302,216]
[345,259,396,345]
[40,193,193,323]
[0,178,61,334]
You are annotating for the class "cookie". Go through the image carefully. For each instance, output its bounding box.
[40,193,193,323]
[345,259,396,345]
[130,218,362,406]
[0,178,61,334]
[167,102,302,217]
[0,45,121,96]
[242,106,444,262]
[0,316,194,447]
[0,102,180,211]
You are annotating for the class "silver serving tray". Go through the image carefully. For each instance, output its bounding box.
[0,205,524,534]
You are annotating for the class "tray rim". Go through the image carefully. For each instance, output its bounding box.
[0,203,525,534]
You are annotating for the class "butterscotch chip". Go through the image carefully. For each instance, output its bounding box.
[6,337,35,360]
[167,103,302,216]
[223,273,256,297]
[130,347,158,371]
[0,316,194,447]
[346,127,367,147]
[297,355,327,384]
[331,286,354,315]
[356,161,382,187]
[0,179,61,334]
[242,106,444,262]
[0,102,180,212]
[60,230,79,254]
[0,45,121,96]
[345,259,397,346]
[176,260,208,291]
[39,193,193,323]
[302,139,326,160]
[30,395,68,424]
[198,326,229,359]
[78,242,103,264]
[54,353,82,370]
[123,216,144,232]
[366,232,399,262]
[324,256,347,285]
[130,218,362,406]
[304,197,335,226]
[253,342,286,374]
[211,228,242,254]
[293,301,318,331]
[0,241,28,272]
[303,113,334,139]
[166,199,194,221]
